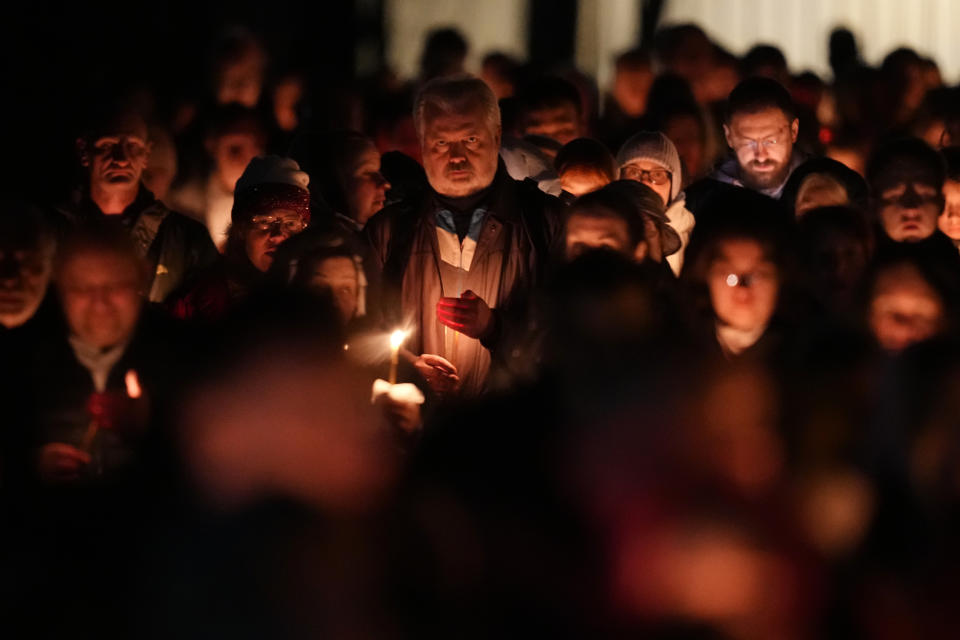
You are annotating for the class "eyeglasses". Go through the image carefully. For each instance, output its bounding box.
[622,166,672,185]
[250,215,307,235]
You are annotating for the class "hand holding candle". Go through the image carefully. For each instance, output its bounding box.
[81,369,145,451]
[437,290,493,339]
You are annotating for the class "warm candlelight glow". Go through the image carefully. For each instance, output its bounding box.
[388,330,407,385]
[125,369,142,398]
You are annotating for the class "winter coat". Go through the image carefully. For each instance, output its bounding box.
[707,150,809,200]
[56,187,219,303]
[366,165,562,396]
[664,195,696,276]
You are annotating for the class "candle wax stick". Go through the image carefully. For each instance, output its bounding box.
[389,349,399,385]
[80,420,99,452]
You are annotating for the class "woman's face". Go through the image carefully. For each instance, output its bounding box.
[706,238,780,332]
[244,209,306,272]
[310,256,359,326]
[345,145,390,227]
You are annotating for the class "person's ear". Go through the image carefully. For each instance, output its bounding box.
[633,240,649,263]
[723,124,733,149]
[790,118,799,143]
[76,138,90,167]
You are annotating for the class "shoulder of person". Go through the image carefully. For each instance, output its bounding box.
[154,205,216,248]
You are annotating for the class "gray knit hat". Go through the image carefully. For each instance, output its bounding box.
[616,131,683,202]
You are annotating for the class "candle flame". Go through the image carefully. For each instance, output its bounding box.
[125,369,142,398]
[389,329,407,351]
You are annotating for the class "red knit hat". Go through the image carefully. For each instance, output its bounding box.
[232,155,311,225]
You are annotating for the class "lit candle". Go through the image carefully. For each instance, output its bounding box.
[125,369,142,398]
[389,330,406,385]
[81,369,141,451]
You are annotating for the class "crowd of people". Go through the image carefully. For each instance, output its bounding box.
[4,21,960,638]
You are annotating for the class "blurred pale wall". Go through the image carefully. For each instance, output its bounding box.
[385,0,960,87]
[661,0,960,81]
[384,0,529,79]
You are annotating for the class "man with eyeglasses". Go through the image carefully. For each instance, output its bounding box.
[58,105,218,303]
[11,227,185,484]
[706,77,805,201]
[617,131,695,274]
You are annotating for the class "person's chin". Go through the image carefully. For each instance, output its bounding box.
[103,174,136,186]
[439,180,480,197]
[745,166,784,187]
[258,251,276,271]
[896,228,930,242]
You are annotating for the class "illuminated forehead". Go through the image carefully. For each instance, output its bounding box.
[91,113,149,144]
[713,238,774,267]
[422,103,493,136]
[624,159,669,172]
[729,107,792,138]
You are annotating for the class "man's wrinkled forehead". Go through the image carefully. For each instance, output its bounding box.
[421,102,490,134]
[729,107,792,135]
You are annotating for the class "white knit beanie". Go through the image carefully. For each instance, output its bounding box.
[616,131,683,202]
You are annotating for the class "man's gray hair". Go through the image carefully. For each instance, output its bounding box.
[413,73,501,136]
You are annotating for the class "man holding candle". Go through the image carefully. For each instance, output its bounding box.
[367,75,561,397]
[12,227,183,483]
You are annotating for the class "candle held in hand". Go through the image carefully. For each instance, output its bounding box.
[388,330,407,385]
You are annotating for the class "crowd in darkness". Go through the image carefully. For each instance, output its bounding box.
[6,18,960,638]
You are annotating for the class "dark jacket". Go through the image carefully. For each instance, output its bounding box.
[56,187,219,303]
[366,165,562,396]
[7,307,187,483]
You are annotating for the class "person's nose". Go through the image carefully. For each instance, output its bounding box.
[269,226,292,243]
[109,142,130,165]
[898,185,924,211]
[375,172,391,192]
[754,142,769,161]
[448,140,467,163]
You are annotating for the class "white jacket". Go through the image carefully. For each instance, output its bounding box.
[665,193,695,276]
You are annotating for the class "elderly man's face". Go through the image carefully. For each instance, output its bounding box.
[420,103,501,197]
[58,250,143,349]
[0,239,54,329]
[724,108,798,192]
[83,116,151,194]
[877,180,941,242]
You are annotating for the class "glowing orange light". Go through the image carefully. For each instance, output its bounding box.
[125,370,142,398]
